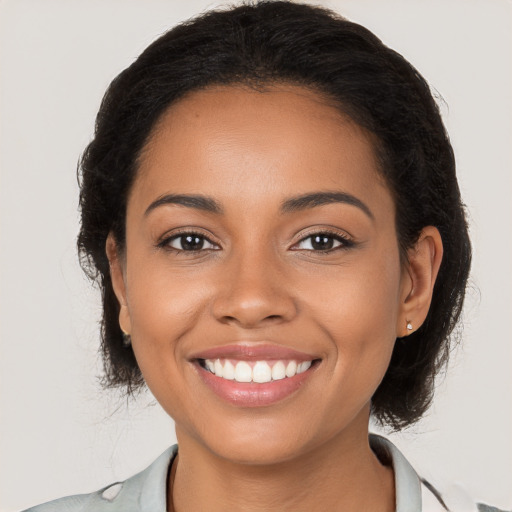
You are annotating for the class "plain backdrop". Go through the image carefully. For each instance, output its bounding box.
[0,0,511,510]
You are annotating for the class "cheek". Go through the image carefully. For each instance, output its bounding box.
[123,256,212,392]
[311,250,401,333]
[125,266,212,424]
[127,261,208,338]
[308,251,402,382]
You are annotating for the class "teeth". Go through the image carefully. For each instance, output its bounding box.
[223,360,235,380]
[203,358,313,382]
[285,361,297,378]
[253,361,272,383]
[214,359,224,378]
[234,361,252,382]
[271,361,286,381]
[297,361,312,374]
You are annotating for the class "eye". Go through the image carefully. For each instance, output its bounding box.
[293,232,353,252]
[164,232,218,252]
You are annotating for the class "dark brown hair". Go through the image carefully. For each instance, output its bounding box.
[77,0,471,430]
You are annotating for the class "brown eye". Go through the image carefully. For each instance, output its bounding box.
[310,235,335,251]
[167,233,217,251]
[294,232,352,252]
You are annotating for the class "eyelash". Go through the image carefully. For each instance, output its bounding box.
[291,230,354,253]
[157,230,354,254]
[157,230,219,253]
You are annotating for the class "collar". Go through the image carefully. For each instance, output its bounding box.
[369,434,423,511]
[128,435,424,511]
[137,445,177,511]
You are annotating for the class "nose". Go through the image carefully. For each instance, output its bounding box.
[211,249,298,329]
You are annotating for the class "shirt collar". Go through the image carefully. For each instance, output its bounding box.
[370,434,423,512]
[138,445,177,511]
[134,436,422,512]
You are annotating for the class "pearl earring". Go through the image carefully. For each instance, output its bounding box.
[406,321,413,332]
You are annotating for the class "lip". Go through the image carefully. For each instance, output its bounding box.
[190,343,320,407]
[190,343,317,362]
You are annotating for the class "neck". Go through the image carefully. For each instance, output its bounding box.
[170,415,395,512]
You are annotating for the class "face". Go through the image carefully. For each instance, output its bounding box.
[111,85,413,464]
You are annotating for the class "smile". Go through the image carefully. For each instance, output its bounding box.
[191,344,320,407]
[201,358,313,383]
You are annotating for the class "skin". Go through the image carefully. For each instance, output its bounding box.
[107,85,443,511]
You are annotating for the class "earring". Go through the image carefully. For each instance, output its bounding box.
[122,331,132,347]
[406,321,413,332]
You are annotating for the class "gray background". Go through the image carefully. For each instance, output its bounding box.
[1,0,511,510]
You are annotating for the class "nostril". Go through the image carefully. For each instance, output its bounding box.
[212,290,298,327]
[219,313,284,327]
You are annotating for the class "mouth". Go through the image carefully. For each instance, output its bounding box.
[190,344,321,407]
[199,358,314,383]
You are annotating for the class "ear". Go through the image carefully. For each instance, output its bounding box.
[106,233,132,335]
[397,226,443,337]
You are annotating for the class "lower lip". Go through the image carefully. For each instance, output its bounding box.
[195,363,316,407]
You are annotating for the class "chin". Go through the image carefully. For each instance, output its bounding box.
[187,411,347,467]
[210,435,311,466]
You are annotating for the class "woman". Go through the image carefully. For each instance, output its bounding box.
[17,1,507,511]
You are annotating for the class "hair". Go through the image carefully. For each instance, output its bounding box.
[77,0,471,430]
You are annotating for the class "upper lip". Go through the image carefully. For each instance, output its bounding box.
[190,343,318,362]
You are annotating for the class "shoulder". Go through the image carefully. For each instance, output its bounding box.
[370,434,510,512]
[21,446,177,512]
[477,506,511,512]
[421,479,511,512]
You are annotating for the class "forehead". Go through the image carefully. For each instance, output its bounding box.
[133,85,391,215]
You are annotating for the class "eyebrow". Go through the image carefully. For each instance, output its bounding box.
[280,191,374,219]
[144,194,223,216]
[144,190,373,219]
